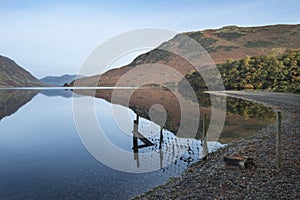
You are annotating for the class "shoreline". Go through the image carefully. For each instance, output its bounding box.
[134,91,300,199]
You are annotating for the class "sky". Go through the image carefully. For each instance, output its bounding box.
[0,0,299,78]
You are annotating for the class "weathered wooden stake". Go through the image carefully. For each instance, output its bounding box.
[132,114,154,146]
[133,116,139,168]
[276,111,282,169]
[202,114,208,158]
[159,128,163,150]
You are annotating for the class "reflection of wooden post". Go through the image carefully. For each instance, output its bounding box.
[133,136,140,167]
[159,127,163,168]
[276,111,282,169]
[202,114,208,159]
[160,148,163,169]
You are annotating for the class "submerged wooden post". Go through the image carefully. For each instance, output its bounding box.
[136,114,139,125]
[133,136,138,153]
[276,111,282,169]
[132,114,154,147]
[159,128,163,150]
[159,127,164,168]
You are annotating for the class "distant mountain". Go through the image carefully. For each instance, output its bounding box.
[70,24,300,88]
[0,55,45,87]
[40,74,84,86]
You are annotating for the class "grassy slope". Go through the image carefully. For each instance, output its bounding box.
[0,55,45,87]
[185,24,300,63]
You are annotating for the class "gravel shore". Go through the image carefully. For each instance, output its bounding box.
[134,92,300,199]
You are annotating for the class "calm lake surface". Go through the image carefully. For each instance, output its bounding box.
[0,89,275,200]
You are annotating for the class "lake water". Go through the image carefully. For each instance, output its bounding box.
[0,89,275,199]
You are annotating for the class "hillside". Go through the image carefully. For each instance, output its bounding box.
[0,55,45,87]
[40,74,84,86]
[184,24,300,63]
[183,49,300,93]
[71,24,300,88]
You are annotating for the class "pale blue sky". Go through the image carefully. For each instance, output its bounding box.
[0,0,299,78]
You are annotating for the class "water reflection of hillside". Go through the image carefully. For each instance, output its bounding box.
[0,89,82,121]
[0,90,39,121]
[73,88,276,144]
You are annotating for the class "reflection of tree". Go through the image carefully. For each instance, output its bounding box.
[0,90,39,121]
[226,97,276,121]
[176,89,276,143]
[178,88,275,121]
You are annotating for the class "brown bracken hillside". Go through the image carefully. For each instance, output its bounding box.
[71,24,300,87]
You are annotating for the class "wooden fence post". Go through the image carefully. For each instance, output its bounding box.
[202,114,208,159]
[276,111,282,169]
